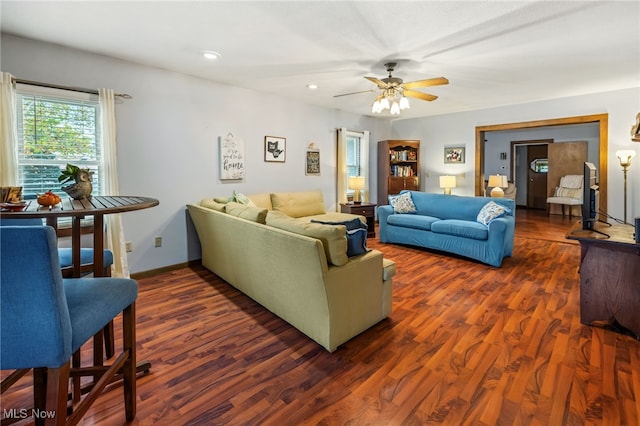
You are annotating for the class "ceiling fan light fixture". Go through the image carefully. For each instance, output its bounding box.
[390,101,401,115]
[399,96,410,110]
[380,97,390,110]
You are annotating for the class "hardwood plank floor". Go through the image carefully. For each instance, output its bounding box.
[3,209,638,425]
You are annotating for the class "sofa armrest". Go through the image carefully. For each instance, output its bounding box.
[377,205,394,242]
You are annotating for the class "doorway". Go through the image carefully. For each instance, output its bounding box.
[474,114,608,213]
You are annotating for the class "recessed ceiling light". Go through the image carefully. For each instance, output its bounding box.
[201,51,222,60]
[306,84,318,90]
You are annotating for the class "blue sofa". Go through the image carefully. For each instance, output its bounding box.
[378,191,515,267]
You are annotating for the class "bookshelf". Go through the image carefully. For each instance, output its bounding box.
[378,140,420,205]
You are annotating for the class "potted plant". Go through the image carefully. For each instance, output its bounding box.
[58,163,93,200]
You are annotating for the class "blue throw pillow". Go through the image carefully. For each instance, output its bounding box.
[311,218,369,257]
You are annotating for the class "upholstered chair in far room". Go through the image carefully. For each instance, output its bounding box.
[0,226,138,425]
[546,174,583,219]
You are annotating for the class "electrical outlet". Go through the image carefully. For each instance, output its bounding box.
[154,236,162,247]
[125,241,133,252]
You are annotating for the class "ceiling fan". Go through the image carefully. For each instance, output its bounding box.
[334,62,448,115]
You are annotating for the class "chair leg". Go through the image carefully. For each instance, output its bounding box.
[122,303,137,421]
[103,322,115,359]
[33,363,70,426]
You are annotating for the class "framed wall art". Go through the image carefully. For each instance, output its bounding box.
[219,133,245,180]
[264,136,286,162]
[444,146,465,164]
[305,144,320,176]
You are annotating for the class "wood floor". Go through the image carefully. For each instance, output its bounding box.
[3,209,639,425]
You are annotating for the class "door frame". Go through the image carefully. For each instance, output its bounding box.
[475,113,608,213]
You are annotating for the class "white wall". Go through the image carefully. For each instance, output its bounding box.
[1,34,391,273]
[391,88,640,222]
[3,34,639,273]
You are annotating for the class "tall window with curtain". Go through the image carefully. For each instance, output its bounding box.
[337,128,369,205]
[15,84,102,198]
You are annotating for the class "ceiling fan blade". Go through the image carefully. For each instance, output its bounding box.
[403,90,438,102]
[402,77,449,90]
[364,76,388,88]
[333,89,376,98]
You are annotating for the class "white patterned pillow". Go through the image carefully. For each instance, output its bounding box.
[477,201,510,226]
[389,192,417,214]
[233,190,256,207]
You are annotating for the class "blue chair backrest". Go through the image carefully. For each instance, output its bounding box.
[0,226,72,369]
[0,218,44,227]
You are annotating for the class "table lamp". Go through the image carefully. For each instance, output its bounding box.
[488,175,508,197]
[349,176,365,204]
[439,175,456,195]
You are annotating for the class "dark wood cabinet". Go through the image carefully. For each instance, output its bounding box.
[378,140,420,205]
[340,203,376,238]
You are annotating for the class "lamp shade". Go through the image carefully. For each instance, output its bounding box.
[349,176,365,203]
[439,175,456,195]
[616,149,636,167]
[348,176,365,190]
[439,175,457,189]
[488,175,508,188]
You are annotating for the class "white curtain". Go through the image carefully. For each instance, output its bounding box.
[99,88,129,278]
[0,72,18,186]
[336,128,370,208]
[336,128,348,207]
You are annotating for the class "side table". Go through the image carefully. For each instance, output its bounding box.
[340,202,376,238]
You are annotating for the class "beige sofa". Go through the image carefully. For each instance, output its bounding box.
[186,190,396,352]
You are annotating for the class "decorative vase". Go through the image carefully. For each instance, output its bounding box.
[62,170,93,200]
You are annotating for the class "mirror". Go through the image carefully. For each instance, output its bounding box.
[530,158,548,173]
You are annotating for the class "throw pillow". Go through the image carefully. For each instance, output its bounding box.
[270,190,326,218]
[213,196,232,204]
[225,202,268,224]
[311,218,369,257]
[233,190,256,207]
[200,198,226,212]
[477,201,510,226]
[266,211,348,266]
[388,191,417,214]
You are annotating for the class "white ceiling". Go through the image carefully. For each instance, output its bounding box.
[2,1,639,120]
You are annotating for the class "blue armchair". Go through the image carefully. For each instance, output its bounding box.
[0,226,138,424]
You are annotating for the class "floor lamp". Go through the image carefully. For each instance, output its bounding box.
[616,149,635,223]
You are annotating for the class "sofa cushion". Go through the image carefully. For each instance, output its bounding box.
[213,196,232,204]
[311,218,368,257]
[477,201,511,226]
[225,202,268,224]
[200,198,226,212]
[266,211,348,266]
[387,214,439,231]
[270,190,326,218]
[388,191,417,214]
[247,193,273,210]
[431,219,489,240]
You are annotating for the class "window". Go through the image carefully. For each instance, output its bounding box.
[337,129,369,204]
[15,85,102,199]
[344,131,368,196]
